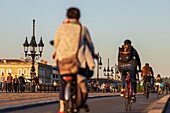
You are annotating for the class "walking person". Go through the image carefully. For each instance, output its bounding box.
[13,75,19,92]
[53,7,95,113]
[18,74,26,92]
[53,80,57,92]
[33,74,39,92]
[7,73,13,92]
[0,73,5,92]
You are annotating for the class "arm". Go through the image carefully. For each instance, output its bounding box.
[83,26,95,57]
[150,67,154,76]
[53,25,62,59]
[133,48,141,71]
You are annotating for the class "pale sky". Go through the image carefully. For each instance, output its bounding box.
[0,0,170,78]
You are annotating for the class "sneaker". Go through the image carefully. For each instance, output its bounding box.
[131,94,136,103]
[120,90,124,97]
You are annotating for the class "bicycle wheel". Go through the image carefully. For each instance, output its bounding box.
[129,99,132,110]
[64,82,78,113]
[128,85,133,110]
[125,96,132,111]
[64,82,72,113]
[156,85,159,97]
[125,97,129,111]
[124,86,132,111]
[146,83,149,99]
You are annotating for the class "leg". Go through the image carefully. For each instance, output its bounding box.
[120,70,126,96]
[121,71,126,89]
[59,79,65,112]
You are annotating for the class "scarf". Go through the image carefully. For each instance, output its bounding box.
[63,19,80,24]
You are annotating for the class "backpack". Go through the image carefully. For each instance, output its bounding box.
[118,45,133,62]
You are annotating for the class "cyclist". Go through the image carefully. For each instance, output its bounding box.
[53,7,95,113]
[141,63,154,96]
[164,81,169,94]
[155,74,162,94]
[118,39,141,102]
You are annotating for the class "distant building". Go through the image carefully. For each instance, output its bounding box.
[0,59,59,84]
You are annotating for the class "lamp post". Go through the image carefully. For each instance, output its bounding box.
[112,64,118,80]
[23,19,44,92]
[96,52,102,82]
[103,58,114,80]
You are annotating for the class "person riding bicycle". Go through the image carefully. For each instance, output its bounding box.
[141,63,154,96]
[118,39,141,102]
[164,81,169,94]
[155,74,162,94]
[53,7,95,113]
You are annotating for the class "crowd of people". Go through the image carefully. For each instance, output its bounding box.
[0,73,26,92]
[0,73,43,93]
[87,81,120,93]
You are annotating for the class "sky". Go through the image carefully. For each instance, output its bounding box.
[0,0,170,78]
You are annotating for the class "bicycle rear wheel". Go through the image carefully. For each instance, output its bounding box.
[64,82,78,113]
[124,87,132,111]
[156,85,159,97]
[146,83,149,99]
[125,97,128,111]
[125,97,132,111]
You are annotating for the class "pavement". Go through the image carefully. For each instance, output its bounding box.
[0,92,169,113]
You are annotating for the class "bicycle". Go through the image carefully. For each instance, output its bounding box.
[143,76,151,99]
[124,70,134,111]
[63,75,79,113]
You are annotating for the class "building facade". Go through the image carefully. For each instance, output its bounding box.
[0,59,59,84]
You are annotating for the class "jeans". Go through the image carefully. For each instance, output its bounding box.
[119,65,137,93]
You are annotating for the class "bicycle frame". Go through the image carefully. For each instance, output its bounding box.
[124,71,133,111]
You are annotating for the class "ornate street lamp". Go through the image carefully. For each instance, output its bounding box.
[112,64,118,80]
[96,52,102,82]
[103,58,114,80]
[23,19,44,92]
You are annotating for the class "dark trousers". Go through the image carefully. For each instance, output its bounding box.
[13,83,18,92]
[7,83,12,92]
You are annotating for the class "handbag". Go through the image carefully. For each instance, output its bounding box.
[58,55,79,75]
[58,24,82,75]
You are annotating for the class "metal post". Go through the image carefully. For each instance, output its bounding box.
[97,57,99,81]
